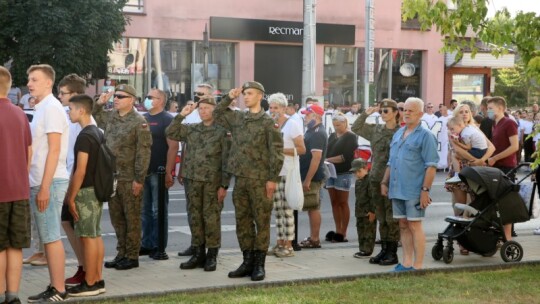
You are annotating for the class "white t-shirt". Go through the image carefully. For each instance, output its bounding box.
[30,94,69,187]
[422,113,438,128]
[520,119,534,135]
[279,119,304,176]
[20,93,33,109]
[461,125,488,150]
[288,113,304,129]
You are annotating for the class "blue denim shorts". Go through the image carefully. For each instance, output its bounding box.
[29,178,68,243]
[392,198,425,221]
[325,173,353,192]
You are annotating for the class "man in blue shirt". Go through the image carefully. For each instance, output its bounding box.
[381,97,439,271]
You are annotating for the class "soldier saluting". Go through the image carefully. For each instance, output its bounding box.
[214,82,284,281]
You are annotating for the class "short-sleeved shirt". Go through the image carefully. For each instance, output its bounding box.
[7,87,21,105]
[520,119,534,135]
[387,124,439,200]
[73,125,100,188]
[30,94,69,187]
[280,118,304,176]
[300,123,327,182]
[460,125,488,150]
[0,98,31,202]
[144,111,174,173]
[492,116,518,168]
[326,131,358,174]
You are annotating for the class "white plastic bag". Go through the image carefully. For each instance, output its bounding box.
[285,148,304,210]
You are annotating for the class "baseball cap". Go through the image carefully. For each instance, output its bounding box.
[241,81,265,93]
[379,99,398,109]
[301,104,324,116]
[115,84,137,97]
[350,158,368,172]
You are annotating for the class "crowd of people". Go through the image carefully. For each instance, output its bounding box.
[2,62,540,303]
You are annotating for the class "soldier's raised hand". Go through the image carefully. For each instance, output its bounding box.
[365,106,379,115]
[98,91,114,105]
[228,88,242,100]
[180,104,194,117]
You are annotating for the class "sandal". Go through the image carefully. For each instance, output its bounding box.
[459,245,469,255]
[325,231,336,242]
[332,233,348,243]
[299,237,321,249]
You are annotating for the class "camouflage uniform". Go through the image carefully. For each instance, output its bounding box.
[351,112,400,242]
[93,104,152,260]
[214,95,284,251]
[355,174,376,253]
[166,115,231,248]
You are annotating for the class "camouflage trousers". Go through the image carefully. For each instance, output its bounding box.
[370,182,400,242]
[356,215,376,253]
[233,177,273,251]
[109,181,143,260]
[185,179,223,248]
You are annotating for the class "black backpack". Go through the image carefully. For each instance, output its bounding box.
[87,126,117,202]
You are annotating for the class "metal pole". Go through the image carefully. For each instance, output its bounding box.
[353,48,358,103]
[302,0,317,107]
[388,49,393,99]
[153,166,169,260]
[364,0,370,108]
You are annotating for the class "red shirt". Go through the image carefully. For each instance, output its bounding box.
[492,116,518,168]
[0,98,32,202]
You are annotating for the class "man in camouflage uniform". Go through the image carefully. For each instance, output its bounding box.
[351,99,400,265]
[351,159,376,257]
[93,84,152,270]
[214,82,283,281]
[166,96,230,272]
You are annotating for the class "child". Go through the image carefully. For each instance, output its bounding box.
[351,158,376,258]
[65,95,106,297]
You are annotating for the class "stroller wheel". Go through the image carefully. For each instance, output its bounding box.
[442,247,454,264]
[500,241,524,262]
[432,244,443,261]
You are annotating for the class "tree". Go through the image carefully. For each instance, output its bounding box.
[401,0,540,81]
[0,0,129,86]
[493,65,531,108]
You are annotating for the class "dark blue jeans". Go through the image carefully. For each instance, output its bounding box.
[141,173,169,250]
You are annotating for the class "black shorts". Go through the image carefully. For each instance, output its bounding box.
[61,203,74,228]
[0,200,31,250]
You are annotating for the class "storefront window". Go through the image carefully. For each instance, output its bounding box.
[390,49,422,102]
[107,38,235,107]
[452,74,484,103]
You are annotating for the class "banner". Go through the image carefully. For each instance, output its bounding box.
[422,116,450,170]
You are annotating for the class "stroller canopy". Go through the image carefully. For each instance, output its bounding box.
[459,166,515,200]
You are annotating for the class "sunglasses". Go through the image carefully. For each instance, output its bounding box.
[194,92,205,96]
[114,94,131,99]
[381,109,393,114]
[398,107,404,111]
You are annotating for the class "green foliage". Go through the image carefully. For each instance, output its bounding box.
[402,0,540,81]
[0,0,129,86]
[493,65,530,107]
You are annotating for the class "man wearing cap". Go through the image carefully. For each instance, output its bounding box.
[298,97,316,118]
[215,81,283,281]
[298,104,327,249]
[94,84,152,270]
[166,96,230,272]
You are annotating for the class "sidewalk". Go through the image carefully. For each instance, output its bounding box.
[20,234,540,303]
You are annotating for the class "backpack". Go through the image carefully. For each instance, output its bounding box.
[87,126,117,202]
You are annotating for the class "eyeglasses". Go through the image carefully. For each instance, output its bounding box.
[114,94,131,99]
[58,91,72,96]
[398,107,404,111]
[194,92,205,96]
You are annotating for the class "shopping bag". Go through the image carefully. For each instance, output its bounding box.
[285,148,304,210]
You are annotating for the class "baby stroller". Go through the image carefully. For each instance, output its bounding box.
[432,164,533,264]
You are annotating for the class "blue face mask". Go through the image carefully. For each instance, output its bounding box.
[487,109,495,119]
[144,98,153,111]
[307,119,317,129]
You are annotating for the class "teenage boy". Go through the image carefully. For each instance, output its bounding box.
[65,94,105,297]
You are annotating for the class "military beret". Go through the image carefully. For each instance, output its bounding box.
[379,99,398,109]
[350,158,368,172]
[115,84,137,97]
[198,96,216,106]
[242,81,265,93]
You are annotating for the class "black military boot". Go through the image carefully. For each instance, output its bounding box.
[369,241,387,264]
[179,245,206,269]
[204,248,219,272]
[379,241,399,266]
[251,250,267,281]
[177,245,194,257]
[228,250,254,278]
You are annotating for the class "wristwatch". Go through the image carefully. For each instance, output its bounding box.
[421,186,430,192]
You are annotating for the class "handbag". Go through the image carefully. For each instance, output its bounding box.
[285,148,304,210]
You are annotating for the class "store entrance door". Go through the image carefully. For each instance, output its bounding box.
[254,44,302,105]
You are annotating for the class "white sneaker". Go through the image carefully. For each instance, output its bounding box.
[445,175,461,184]
[533,227,540,235]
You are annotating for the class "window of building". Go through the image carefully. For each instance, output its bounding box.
[452,74,484,103]
[123,0,144,14]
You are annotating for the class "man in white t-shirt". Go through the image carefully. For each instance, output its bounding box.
[268,93,306,258]
[421,102,438,128]
[286,102,304,127]
[520,111,534,162]
[26,64,70,302]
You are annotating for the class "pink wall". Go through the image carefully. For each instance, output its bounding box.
[123,0,445,103]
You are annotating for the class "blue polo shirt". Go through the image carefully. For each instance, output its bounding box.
[387,124,439,200]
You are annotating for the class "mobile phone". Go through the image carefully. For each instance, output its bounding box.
[415,203,422,210]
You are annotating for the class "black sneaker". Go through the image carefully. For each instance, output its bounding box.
[68,280,101,297]
[97,280,106,294]
[27,285,66,303]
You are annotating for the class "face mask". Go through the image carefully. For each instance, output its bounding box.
[144,98,154,111]
[307,119,317,129]
[487,109,495,119]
